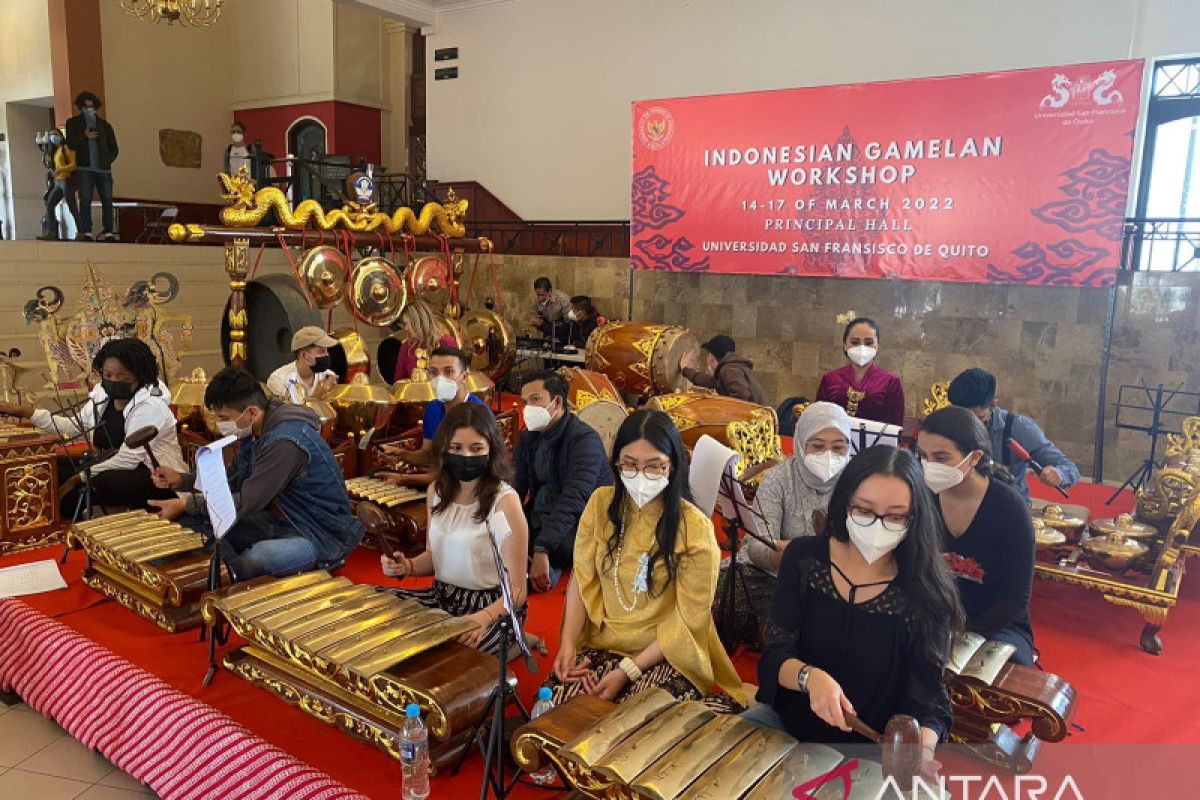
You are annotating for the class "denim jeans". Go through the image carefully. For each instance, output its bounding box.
[740,701,788,732]
[76,169,114,234]
[227,536,318,581]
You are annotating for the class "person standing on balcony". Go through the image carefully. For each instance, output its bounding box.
[65,91,118,242]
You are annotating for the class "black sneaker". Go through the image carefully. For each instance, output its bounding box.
[76,232,93,241]
[101,231,118,242]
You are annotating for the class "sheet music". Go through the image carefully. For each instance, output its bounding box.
[286,378,303,405]
[486,512,535,667]
[0,560,67,598]
[196,434,238,539]
[691,435,741,518]
[846,416,902,454]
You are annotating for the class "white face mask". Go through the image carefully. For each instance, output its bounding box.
[217,409,253,440]
[846,345,877,367]
[621,473,669,509]
[432,375,459,403]
[231,132,244,143]
[803,451,849,483]
[523,402,553,432]
[923,454,972,494]
[845,514,906,565]
[566,310,579,322]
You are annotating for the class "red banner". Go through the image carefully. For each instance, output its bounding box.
[631,60,1144,286]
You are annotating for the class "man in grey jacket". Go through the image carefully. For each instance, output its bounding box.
[681,335,767,406]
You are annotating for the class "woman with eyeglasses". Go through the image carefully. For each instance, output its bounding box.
[379,402,528,655]
[918,406,1035,666]
[744,445,961,773]
[547,409,747,711]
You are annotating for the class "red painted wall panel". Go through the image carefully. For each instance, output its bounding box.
[232,101,380,165]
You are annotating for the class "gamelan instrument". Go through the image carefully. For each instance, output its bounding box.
[646,391,783,479]
[66,510,218,632]
[0,427,60,555]
[345,476,427,555]
[221,273,323,381]
[512,688,913,800]
[559,367,628,456]
[298,245,348,310]
[171,366,220,439]
[348,255,407,327]
[460,309,515,381]
[585,322,699,398]
[325,373,396,438]
[945,632,1077,772]
[204,570,498,767]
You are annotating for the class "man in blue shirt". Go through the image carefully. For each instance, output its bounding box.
[382,346,488,486]
[948,368,1080,501]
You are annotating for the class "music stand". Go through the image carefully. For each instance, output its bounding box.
[846,417,903,455]
[1107,382,1200,504]
[51,388,113,562]
[714,469,776,652]
[451,515,535,800]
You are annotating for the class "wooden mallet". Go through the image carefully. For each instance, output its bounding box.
[124,425,160,470]
[845,712,923,786]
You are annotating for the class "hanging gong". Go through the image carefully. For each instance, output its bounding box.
[221,273,323,380]
[459,309,515,381]
[348,256,407,327]
[298,246,347,309]
[410,256,452,311]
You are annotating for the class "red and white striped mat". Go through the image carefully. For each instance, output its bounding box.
[0,599,369,800]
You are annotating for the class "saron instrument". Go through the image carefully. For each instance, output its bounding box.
[511,688,898,800]
[558,367,628,457]
[646,391,783,479]
[67,510,216,632]
[204,571,498,767]
[345,476,427,555]
[585,322,699,399]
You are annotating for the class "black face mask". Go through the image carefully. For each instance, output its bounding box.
[444,454,489,483]
[102,379,136,400]
[311,355,333,373]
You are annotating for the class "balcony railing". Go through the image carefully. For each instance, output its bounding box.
[465,220,630,258]
[1122,217,1200,271]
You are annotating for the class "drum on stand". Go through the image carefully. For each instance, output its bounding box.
[558,367,628,457]
[646,391,783,479]
[584,322,698,400]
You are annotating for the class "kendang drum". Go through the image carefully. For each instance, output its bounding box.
[647,391,783,479]
[558,367,628,457]
[585,322,698,399]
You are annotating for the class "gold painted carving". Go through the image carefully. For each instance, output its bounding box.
[922,381,951,418]
[81,572,176,632]
[726,409,785,478]
[207,166,467,237]
[845,387,866,417]
[4,461,52,532]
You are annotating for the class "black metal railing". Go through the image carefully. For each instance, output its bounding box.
[465,220,630,258]
[1122,217,1200,271]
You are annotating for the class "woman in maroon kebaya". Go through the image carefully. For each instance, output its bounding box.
[815,317,906,427]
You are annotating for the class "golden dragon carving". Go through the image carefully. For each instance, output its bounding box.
[210,166,468,237]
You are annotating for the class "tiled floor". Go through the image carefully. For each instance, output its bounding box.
[0,699,159,799]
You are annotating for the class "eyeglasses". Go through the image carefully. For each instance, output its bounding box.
[617,462,669,479]
[848,505,910,532]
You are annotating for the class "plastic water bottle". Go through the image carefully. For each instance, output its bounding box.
[530,687,557,785]
[401,703,430,800]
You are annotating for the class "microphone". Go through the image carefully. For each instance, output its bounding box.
[1006,439,1068,499]
[125,425,161,470]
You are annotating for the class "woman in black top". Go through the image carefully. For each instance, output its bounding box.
[918,406,1036,665]
[745,445,962,775]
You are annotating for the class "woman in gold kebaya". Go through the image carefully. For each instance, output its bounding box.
[546,410,747,712]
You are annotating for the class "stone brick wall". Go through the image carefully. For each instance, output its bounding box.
[480,253,1200,484]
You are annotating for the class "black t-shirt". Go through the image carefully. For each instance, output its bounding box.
[940,478,1035,644]
[94,401,127,456]
[757,537,952,744]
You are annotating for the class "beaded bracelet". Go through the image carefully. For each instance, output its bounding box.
[618,657,643,683]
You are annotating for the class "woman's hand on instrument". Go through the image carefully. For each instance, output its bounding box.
[377,471,406,486]
[552,647,591,683]
[0,400,34,419]
[586,668,628,702]
[457,610,493,648]
[152,465,181,490]
[381,551,409,579]
[680,350,697,371]
[148,497,186,522]
[806,668,855,732]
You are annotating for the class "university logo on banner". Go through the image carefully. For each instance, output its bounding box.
[630,60,1144,286]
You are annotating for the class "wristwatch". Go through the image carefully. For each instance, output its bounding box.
[797,664,812,693]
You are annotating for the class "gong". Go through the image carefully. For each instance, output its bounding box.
[409,256,452,311]
[459,309,515,381]
[221,273,323,381]
[348,256,407,327]
[298,246,347,309]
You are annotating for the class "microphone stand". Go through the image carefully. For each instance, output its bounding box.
[451,519,535,800]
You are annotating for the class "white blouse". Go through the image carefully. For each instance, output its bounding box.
[429,483,515,591]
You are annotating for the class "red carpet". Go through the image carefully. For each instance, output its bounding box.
[2,479,1198,799]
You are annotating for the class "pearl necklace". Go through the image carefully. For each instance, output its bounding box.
[612,512,651,612]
